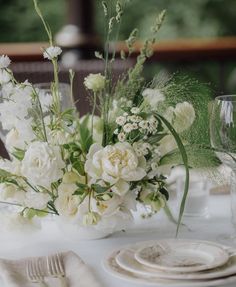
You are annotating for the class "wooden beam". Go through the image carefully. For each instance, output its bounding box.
[0,42,48,62]
[1,37,236,62]
[116,37,236,62]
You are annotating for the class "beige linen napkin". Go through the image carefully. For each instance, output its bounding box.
[0,251,102,287]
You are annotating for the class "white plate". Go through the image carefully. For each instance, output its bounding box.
[135,239,229,273]
[116,243,236,280]
[103,249,236,287]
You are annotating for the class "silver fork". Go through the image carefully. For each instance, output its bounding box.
[27,259,49,287]
[47,253,68,287]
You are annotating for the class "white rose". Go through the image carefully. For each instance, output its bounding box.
[173,102,195,133]
[85,142,146,195]
[21,142,65,187]
[142,88,165,110]
[84,73,105,92]
[43,46,62,60]
[0,55,11,69]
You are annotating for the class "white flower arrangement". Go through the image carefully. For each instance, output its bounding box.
[0,0,217,235]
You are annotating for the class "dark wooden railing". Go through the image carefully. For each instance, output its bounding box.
[1,37,236,62]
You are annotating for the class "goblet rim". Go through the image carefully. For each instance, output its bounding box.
[34,82,70,90]
[215,95,236,102]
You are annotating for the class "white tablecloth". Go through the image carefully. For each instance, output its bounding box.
[0,194,234,287]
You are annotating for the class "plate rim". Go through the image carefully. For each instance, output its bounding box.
[134,239,229,273]
[116,243,236,280]
[103,248,236,287]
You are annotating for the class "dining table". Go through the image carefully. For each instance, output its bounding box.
[0,192,234,287]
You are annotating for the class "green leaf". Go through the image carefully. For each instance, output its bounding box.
[0,168,13,178]
[79,115,93,153]
[0,168,18,185]
[159,188,169,200]
[25,208,48,219]
[91,184,111,194]
[73,182,88,195]
[160,145,221,168]
[156,114,189,237]
[148,133,167,145]
[12,148,25,161]
[61,108,75,123]
[72,161,85,176]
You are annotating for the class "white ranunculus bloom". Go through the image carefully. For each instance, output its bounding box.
[142,88,165,109]
[5,119,35,152]
[0,55,11,69]
[84,73,105,92]
[158,134,177,156]
[0,69,11,84]
[24,192,50,210]
[43,46,62,60]
[85,142,146,194]
[173,102,195,133]
[62,171,85,185]
[48,129,72,145]
[21,142,65,187]
[55,183,80,217]
[83,211,101,226]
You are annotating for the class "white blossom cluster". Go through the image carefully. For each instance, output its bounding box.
[115,107,159,143]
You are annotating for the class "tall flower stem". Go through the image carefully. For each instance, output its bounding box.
[91,92,97,139]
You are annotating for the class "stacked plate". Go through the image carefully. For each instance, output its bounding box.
[103,239,236,286]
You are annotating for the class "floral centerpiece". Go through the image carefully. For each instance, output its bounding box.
[0,1,219,238]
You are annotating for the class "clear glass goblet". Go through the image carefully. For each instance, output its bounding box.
[34,82,74,111]
[210,95,236,242]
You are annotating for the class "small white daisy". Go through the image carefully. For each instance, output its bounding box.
[118,132,126,142]
[123,123,133,133]
[116,116,126,126]
[131,107,140,114]
[0,55,11,69]
[43,46,62,60]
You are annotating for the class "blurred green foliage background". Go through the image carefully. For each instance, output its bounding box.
[0,0,236,42]
[0,0,235,94]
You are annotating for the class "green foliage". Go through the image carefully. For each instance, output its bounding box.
[0,168,18,185]
[79,115,93,153]
[96,0,236,40]
[156,114,189,236]
[160,146,221,168]
[0,0,65,42]
[24,208,48,219]
[12,148,25,161]
[63,142,85,175]
[91,184,111,194]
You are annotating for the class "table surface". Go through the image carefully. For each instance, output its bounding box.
[0,194,234,287]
